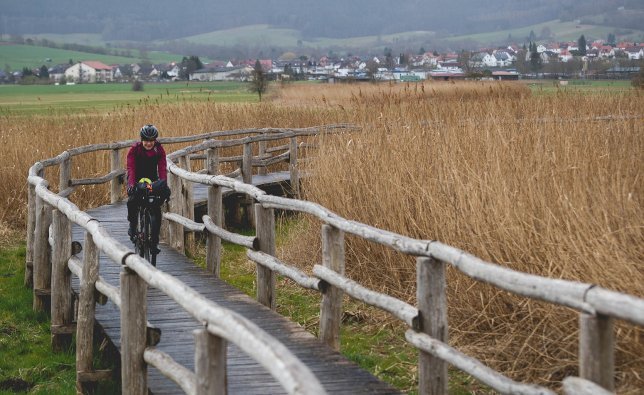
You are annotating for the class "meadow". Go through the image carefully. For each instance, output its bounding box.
[0,80,641,392]
[0,44,181,70]
[0,81,256,115]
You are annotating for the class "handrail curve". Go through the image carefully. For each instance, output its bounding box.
[26,126,345,394]
[27,124,639,394]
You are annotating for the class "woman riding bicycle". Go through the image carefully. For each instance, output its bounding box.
[126,124,171,254]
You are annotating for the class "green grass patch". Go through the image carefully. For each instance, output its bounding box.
[524,79,635,95]
[0,44,182,71]
[0,81,258,115]
[0,244,76,394]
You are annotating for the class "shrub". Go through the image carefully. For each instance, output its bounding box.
[132,79,144,91]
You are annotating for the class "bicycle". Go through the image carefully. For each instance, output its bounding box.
[131,179,164,267]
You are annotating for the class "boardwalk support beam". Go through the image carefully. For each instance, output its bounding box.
[33,195,52,312]
[579,312,614,392]
[255,203,276,309]
[417,256,448,395]
[51,209,73,351]
[319,224,345,351]
[121,266,148,395]
[206,147,222,276]
[76,232,100,393]
[195,326,227,395]
[110,148,122,203]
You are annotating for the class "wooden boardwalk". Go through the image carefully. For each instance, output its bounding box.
[71,175,399,394]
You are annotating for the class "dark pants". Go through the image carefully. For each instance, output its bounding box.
[127,180,170,246]
[127,197,163,245]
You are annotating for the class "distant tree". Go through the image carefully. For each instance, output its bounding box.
[578,35,587,56]
[458,50,472,73]
[365,60,379,80]
[632,67,644,89]
[179,55,203,80]
[607,33,616,46]
[529,42,542,72]
[38,65,49,79]
[418,47,425,55]
[68,59,74,65]
[528,30,536,42]
[249,59,268,101]
[22,67,33,77]
[399,53,409,66]
[132,79,144,91]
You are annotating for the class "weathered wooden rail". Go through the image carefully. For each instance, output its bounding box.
[26,125,643,395]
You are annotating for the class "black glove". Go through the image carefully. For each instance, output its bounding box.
[127,185,136,196]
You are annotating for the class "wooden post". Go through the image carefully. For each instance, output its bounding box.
[258,138,267,176]
[121,265,148,395]
[110,148,122,204]
[319,224,345,350]
[33,194,52,312]
[179,155,195,251]
[51,209,73,351]
[579,313,615,391]
[417,256,448,395]
[242,143,255,227]
[167,171,184,253]
[59,156,71,194]
[25,181,37,288]
[206,148,222,276]
[255,203,275,309]
[242,143,253,184]
[289,137,299,197]
[76,232,99,392]
[194,327,227,395]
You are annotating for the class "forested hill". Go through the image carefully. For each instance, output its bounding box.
[2,0,642,41]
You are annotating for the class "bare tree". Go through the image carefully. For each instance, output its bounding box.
[249,59,268,101]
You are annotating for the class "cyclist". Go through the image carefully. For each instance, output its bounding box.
[126,124,170,254]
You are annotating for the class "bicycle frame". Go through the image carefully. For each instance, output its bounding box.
[133,186,162,266]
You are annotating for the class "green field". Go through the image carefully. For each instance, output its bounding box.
[0,81,257,115]
[175,24,437,51]
[0,44,184,70]
[444,19,644,45]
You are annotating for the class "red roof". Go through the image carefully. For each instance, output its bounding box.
[82,61,112,70]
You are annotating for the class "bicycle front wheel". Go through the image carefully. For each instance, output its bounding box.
[143,209,152,263]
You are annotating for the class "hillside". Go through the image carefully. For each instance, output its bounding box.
[2,0,642,42]
[0,44,182,70]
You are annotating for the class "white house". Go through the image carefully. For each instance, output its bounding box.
[65,61,114,83]
[189,66,252,81]
[470,52,497,68]
[625,46,644,60]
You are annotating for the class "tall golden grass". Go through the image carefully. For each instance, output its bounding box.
[277,82,643,391]
[1,81,642,391]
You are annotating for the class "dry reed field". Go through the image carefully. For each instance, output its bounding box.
[276,82,643,391]
[1,81,642,391]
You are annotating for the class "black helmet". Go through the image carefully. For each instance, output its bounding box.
[140,124,159,140]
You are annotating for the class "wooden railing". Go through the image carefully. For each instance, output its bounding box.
[25,125,350,394]
[26,126,643,395]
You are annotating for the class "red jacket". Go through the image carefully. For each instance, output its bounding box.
[126,142,167,187]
